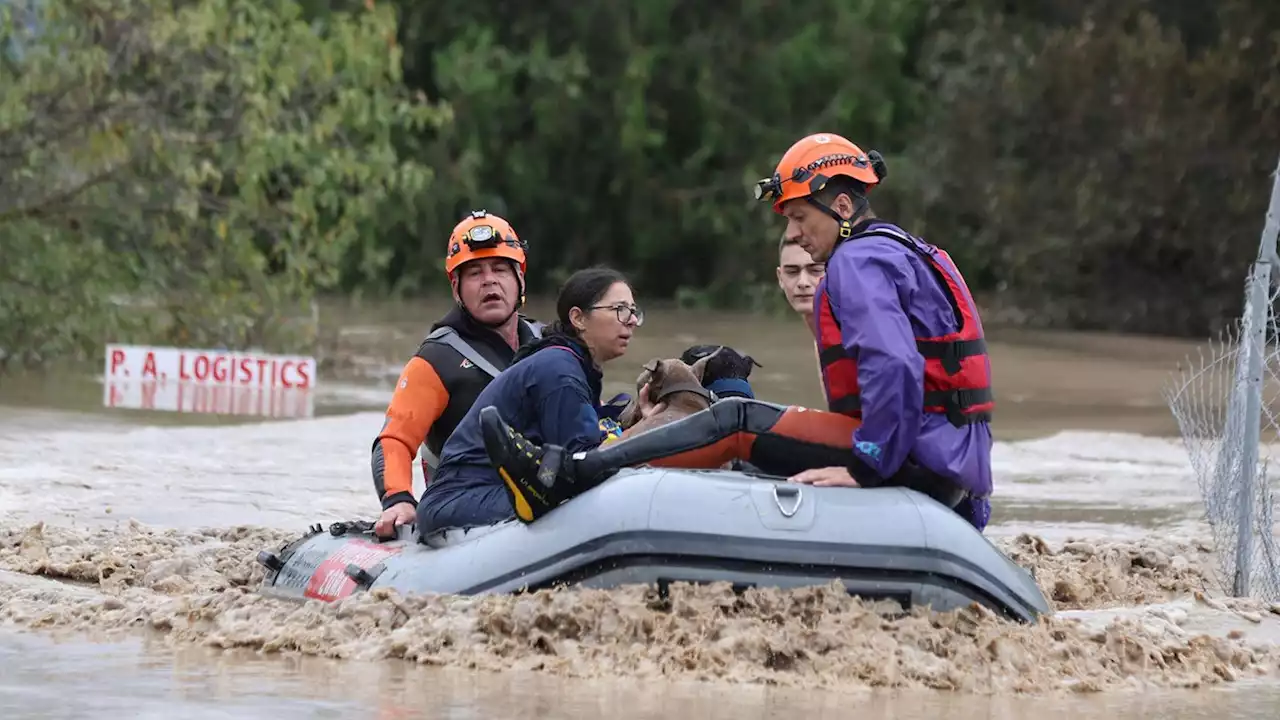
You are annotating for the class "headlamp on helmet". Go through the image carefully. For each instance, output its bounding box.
[754,173,783,202]
[465,223,499,249]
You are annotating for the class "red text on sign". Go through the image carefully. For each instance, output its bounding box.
[175,353,312,389]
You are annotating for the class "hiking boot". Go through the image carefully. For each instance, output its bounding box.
[480,406,573,523]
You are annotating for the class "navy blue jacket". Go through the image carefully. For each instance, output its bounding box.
[422,335,605,503]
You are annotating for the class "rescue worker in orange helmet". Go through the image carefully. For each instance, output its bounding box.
[369,210,544,538]
[476,134,994,531]
[759,133,993,529]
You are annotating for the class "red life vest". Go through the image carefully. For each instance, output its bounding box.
[814,224,994,427]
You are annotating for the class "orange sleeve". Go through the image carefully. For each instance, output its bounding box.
[373,356,449,506]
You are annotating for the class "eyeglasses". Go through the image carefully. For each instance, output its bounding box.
[590,303,644,326]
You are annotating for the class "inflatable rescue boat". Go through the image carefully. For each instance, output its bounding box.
[256,466,1051,623]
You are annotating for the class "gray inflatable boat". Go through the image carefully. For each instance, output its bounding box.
[256,466,1051,623]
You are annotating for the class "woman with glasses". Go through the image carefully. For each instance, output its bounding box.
[484,134,989,531]
[416,265,665,536]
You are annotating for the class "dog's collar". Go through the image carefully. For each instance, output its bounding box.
[653,380,713,405]
[705,377,753,399]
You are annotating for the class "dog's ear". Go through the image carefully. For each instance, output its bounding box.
[642,358,666,390]
[636,359,659,385]
[634,358,664,403]
[689,346,723,383]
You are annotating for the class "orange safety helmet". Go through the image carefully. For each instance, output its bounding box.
[444,209,528,279]
[753,133,887,216]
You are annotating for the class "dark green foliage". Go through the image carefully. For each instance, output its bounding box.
[3,0,1277,369]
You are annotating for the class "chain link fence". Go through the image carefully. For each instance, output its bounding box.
[1164,157,1280,602]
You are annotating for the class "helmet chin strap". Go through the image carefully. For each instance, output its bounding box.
[807,194,869,245]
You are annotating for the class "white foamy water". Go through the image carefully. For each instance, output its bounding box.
[3,405,1280,715]
[0,408,1219,538]
[988,431,1215,542]
[0,410,386,530]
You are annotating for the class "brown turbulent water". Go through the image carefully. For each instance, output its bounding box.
[1,298,1278,718]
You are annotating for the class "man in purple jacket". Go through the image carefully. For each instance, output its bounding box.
[478,133,994,530]
[755,132,995,530]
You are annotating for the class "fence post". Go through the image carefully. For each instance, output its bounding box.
[1231,155,1280,597]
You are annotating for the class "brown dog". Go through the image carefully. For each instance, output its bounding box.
[616,347,723,438]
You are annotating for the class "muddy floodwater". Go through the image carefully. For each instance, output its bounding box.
[2,297,1280,719]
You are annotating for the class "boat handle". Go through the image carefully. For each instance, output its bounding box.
[772,484,803,518]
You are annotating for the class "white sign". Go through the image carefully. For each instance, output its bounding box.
[104,344,316,388]
[102,344,318,418]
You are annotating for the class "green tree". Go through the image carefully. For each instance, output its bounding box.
[378,0,930,306]
[0,0,445,370]
[899,0,1280,336]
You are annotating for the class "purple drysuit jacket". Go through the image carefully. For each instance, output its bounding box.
[811,219,993,530]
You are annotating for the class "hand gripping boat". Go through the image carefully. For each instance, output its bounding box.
[256,467,1052,623]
